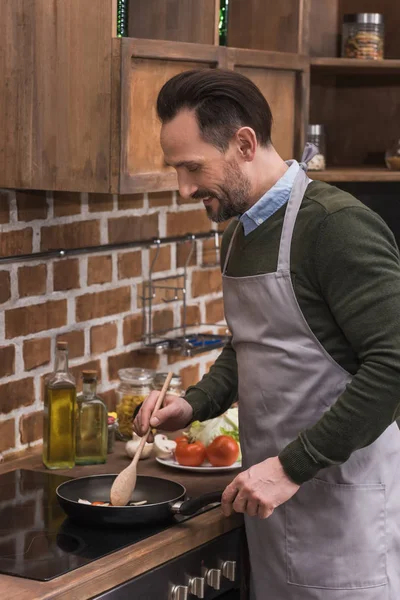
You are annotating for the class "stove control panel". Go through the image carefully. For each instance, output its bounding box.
[94,528,244,600]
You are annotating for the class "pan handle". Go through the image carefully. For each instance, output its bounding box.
[171,491,223,516]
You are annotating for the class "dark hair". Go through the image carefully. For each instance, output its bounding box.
[156,69,273,152]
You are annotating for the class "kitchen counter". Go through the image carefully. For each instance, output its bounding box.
[0,443,244,600]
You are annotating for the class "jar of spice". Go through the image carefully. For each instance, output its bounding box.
[385,139,400,171]
[307,124,326,171]
[153,372,183,397]
[116,368,155,440]
[342,14,384,60]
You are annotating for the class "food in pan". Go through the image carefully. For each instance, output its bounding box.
[77,498,148,506]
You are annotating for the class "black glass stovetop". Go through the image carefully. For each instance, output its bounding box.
[0,469,190,582]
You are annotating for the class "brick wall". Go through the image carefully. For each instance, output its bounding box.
[0,189,225,459]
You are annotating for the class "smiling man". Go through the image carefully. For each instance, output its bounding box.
[134,69,400,600]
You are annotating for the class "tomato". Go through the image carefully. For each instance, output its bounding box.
[175,439,206,467]
[206,436,239,467]
[174,435,188,445]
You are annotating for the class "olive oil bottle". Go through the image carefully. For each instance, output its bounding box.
[43,341,76,469]
[75,370,107,465]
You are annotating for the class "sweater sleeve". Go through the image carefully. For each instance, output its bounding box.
[279,206,400,484]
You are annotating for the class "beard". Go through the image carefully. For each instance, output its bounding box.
[191,160,252,223]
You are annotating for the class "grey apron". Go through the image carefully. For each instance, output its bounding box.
[222,147,400,599]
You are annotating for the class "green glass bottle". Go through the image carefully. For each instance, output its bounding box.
[75,371,108,465]
[43,342,76,470]
[117,0,129,38]
[219,0,229,46]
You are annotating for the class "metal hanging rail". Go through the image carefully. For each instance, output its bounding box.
[0,231,220,265]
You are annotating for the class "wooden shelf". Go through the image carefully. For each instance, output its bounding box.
[310,57,400,73]
[309,168,400,182]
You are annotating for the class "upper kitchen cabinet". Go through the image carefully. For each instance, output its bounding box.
[0,0,307,194]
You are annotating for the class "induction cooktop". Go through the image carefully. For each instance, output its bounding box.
[0,469,189,581]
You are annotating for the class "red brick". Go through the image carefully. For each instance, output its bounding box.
[205,297,224,323]
[0,271,11,303]
[118,251,142,279]
[41,220,100,251]
[0,192,9,224]
[19,411,43,444]
[167,210,211,237]
[87,255,112,285]
[150,245,171,273]
[18,264,47,298]
[176,241,197,268]
[181,304,201,326]
[88,193,114,212]
[53,258,80,291]
[137,276,183,308]
[118,193,144,210]
[202,237,220,266]
[108,213,158,244]
[5,300,67,338]
[108,351,159,381]
[76,287,131,322]
[148,192,173,207]
[153,309,174,334]
[191,268,222,298]
[180,364,200,390]
[1,378,34,413]
[0,419,15,454]
[100,388,118,411]
[53,192,81,217]
[70,359,102,392]
[123,314,143,345]
[16,190,47,221]
[23,337,51,371]
[0,228,33,257]
[0,345,15,377]
[56,330,85,359]
[91,322,118,354]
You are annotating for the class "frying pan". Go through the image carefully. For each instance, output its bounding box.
[56,474,222,527]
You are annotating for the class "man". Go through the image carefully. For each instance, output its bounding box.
[134,69,400,599]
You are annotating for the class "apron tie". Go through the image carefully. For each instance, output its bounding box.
[299,143,319,172]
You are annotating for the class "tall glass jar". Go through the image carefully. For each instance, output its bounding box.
[342,14,384,60]
[307,124,326,171]
[153,372,183,397]
[116,368,155,440]
[75,371,108,465]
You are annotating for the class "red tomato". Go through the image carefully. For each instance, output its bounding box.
[174,435,188,445]
[206,436,239,467]
[175,440,206,467]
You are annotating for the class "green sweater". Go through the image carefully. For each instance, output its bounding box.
[185,181,400,484]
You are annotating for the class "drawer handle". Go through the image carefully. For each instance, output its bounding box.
[220,560,236,582]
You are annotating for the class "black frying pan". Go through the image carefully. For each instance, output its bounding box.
[56,474,222,527]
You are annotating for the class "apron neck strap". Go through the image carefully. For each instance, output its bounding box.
[222,220,241,275]
[277,144,318,272]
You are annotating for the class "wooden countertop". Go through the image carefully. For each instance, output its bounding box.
[0,443,243,600]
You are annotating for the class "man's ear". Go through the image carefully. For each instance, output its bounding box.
[235,126,257,162]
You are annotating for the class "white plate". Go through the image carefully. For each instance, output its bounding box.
[156,457,242,473]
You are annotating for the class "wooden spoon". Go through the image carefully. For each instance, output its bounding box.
[110,371,173,506]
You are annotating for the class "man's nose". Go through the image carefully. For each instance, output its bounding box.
[177,173,197,201]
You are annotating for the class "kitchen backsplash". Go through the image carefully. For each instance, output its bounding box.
[0,189,226,459]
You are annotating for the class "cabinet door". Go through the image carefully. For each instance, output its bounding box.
[117,39,220,194]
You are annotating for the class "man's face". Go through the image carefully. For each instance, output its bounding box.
[160,109,251,222]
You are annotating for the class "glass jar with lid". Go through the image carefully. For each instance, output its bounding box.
[307,124,326,171]
[342,14,384,60]
[153,372,183,397]
[116,368,155,440]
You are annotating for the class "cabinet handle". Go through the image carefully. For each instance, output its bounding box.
[186,576,205,598]
[220,560,236,582]
[169,584,189,600]
[204,567,222,590]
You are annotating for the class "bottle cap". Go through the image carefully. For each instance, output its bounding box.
[56,341,68,350]
[82,370,97,380]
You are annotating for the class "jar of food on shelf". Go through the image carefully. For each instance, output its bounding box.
[385,139,400,171]
[307,124,326,171]
[116,368,155,440]
[153,372,183,397]
[107,412,118,453]
[342,14,384,60]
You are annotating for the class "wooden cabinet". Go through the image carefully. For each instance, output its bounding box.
[1,0,398,193]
